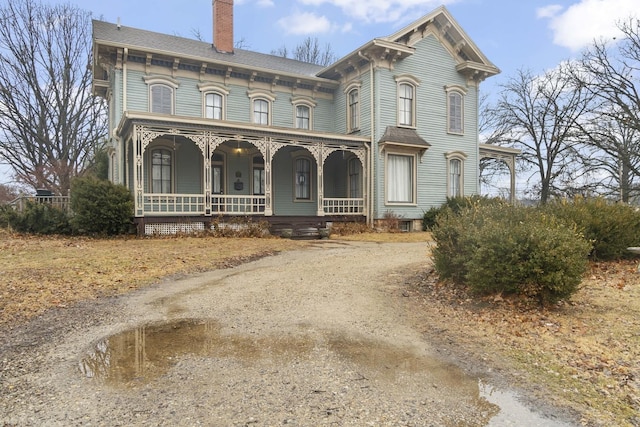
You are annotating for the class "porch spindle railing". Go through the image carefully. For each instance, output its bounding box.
[211,195,266,214]
[143,193,206,214]
[323,198,364,214]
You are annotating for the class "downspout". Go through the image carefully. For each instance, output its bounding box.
[121,48,128,186]
[359,51,375,228]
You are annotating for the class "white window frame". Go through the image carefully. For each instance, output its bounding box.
[144,75,179,115]
[348,156,361,198]
[291,96,316,130]
[344,81,361,133]
[247,90,276,126]
[252,155,265,195]
[445,85,467,134]
[395,75,420,129]
[211,152,225,194]
[445,151,468,198]
[385,150,417,205]
[199,83,229,120]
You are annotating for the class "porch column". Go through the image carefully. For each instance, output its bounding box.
[309,144,324,216]
[264,139,273,216]
[133,125,144,217]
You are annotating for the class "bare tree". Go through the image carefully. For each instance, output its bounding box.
[271,37,337,66]
[0,0,107,194]
[491,66,595,203]
[570,18,640,202]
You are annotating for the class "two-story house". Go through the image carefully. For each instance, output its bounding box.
[92,0,517,235]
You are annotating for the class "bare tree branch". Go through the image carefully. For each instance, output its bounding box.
[0,0,107,194]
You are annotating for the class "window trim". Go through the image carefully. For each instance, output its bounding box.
[252,155,265,195]
[247,90,276,126]
[395,75,420,129]
[291,151,314,202]
[199,83,229,120]
[291,96,316,130]
[149,145,174,193]
[445,85,467,135]
[445,150,468,198]
[144,75,179,115]
[211,151,226,195]
[348,156,361,199]
[344,81,361,133]
[385,150,417,206]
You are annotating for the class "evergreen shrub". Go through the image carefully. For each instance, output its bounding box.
[7,201,71,234]
[543,197,640,261]
[432,204,592,305]
[70,177,133,235]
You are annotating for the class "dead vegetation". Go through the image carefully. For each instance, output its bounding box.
[1,229,638,425]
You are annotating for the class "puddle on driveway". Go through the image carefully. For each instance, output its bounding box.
[79,319,570,426]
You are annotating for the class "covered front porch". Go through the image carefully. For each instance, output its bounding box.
[116,113,369,234]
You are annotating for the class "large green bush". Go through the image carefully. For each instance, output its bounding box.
[422,195,505,230]
[6,200,71,234]
[432,204,592,305]
[543,197,640,261]
[69,177,133,235]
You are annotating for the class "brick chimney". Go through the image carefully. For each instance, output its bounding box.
[213,0,234,53]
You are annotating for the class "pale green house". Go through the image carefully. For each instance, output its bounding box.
[92,1,516,235]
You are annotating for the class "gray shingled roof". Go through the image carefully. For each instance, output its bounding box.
[379,126,431,148]
[93,20,326,78]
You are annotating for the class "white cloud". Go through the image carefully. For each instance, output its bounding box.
[538,0,639,51]
[277,11,332,35]
[297,0,458,24]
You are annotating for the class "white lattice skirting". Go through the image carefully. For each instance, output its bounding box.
[144,222,205,235]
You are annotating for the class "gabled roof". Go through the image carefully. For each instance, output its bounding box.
[318,6,499,81]
[92,20,325,78]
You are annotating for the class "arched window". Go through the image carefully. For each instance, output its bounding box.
[398,83,415,126]
[295,157,311,200]
[253,99,269,125]
[296,105,310,129]
[445,85,466,134]
[151,148,172,193]
[205,92,223,120]
[150,84,173,114]
[445,151,468,197]
[344,81,361,133]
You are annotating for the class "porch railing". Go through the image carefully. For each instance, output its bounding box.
[10,196,71,213]
[211,195,266,214]
[323,198,364,215]
[143,193,206,214]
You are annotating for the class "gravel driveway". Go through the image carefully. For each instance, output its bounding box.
[0,240,574,426]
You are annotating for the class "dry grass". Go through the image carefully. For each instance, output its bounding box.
[1,229,638,425]
[0,230,306,325]
[410,258,640,426]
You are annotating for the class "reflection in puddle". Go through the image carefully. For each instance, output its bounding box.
[79,319,313,385]
[80,320,570,425]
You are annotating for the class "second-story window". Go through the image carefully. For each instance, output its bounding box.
[151,84,173,114]
[398,83,414,127]
[446,89,465,134]
[348,89,359,132]
[296,105,310,129]
[205,92,223,120]
[253,99,269,125]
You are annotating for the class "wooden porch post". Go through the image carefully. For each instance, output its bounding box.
[264,139,273,216]
[133,125,144,217]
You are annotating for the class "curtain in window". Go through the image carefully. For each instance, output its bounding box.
[295,158,311,199]
[296,105,310,129]
[388,154,412,203]
[151,85,172,114]
[399,84,414,126]
[151,149,172,193]
[449,92,463,132]
[450,159,461,197]
[205,93,222,119]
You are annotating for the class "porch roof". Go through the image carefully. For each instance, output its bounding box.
[117,111,371,148]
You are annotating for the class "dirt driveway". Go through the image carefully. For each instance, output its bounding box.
[0,240,575,426]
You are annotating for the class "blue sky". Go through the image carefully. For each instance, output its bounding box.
[75,0,638,94]
[2,0,638,185]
